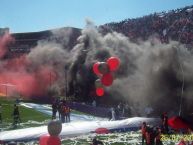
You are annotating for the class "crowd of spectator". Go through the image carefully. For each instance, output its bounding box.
[100,5,193,46]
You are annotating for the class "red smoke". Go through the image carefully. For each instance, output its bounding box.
[0,33,58,98]
[3,55,29,71]
[0,64,57,98]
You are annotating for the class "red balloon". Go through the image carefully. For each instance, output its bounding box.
[39,135,49,145]
[95,128,110,134]
[93,62,101,75]
[96,88,104,96]
[47,136,61,145]
[101,73,113,86]
[107,57,120,71]
[39,135,61,145]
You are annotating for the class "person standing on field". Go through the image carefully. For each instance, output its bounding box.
[0,104,2,123]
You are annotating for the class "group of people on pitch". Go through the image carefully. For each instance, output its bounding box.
[52,99,71,123]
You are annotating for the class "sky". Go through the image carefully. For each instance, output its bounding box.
[0,0,192,33]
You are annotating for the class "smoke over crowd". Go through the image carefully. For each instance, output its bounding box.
[0,21,192,114]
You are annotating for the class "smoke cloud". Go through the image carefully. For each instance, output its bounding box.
[0,21,192,114]
[0,31,72,98]
[70,21,193,115]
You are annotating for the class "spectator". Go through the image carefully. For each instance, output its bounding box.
[0,104,2,123]
[115,105,120,120]
[66,105,71,122]
[61,100,67,123]
[58,99,63,120]
[124,103,131,117]
[145,126,155,145]
[141,122,147,145]
[15,98,20,105]
[144,105,153,117]
[92,100,96,107]
[12,104,21,126]
[110,108,116,121]
[117,102,124,118]
[52,101,58,120]
[107,108,112,120]
[100,5,193,46]
[91,137,104,145]
[155,127,163,145]
[161,112,169,134]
